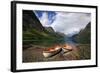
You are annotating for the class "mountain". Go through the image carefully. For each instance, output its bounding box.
[23,10,64,48]
[23,10,45,32]
[55,32,66,37]
[45,27,65,37]
[75,22,91,44]
[23,10,53,41]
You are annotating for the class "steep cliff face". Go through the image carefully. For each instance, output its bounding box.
[23,10,45,32]
[75,22,91,44]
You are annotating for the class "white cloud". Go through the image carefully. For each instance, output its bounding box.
[39,12,50,27]
[51,12,91,35]
[35,11,56,27]
[35,11,91,36]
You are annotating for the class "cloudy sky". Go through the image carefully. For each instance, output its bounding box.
[35,11,91,35]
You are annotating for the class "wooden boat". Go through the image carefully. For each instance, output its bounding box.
[43,46,62,58]
[62,44,72,53]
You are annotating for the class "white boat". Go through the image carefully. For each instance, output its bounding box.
[62,44,72,53]
[43,46,62,58]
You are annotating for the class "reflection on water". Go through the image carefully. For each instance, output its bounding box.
[64,37,77,45]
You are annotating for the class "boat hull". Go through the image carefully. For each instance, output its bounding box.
[62,48,72,53]
[43,48,62,58]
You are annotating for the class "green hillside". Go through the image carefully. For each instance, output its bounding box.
[75,22,91,44]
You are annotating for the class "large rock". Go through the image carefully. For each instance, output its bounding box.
[45,27,55,32]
